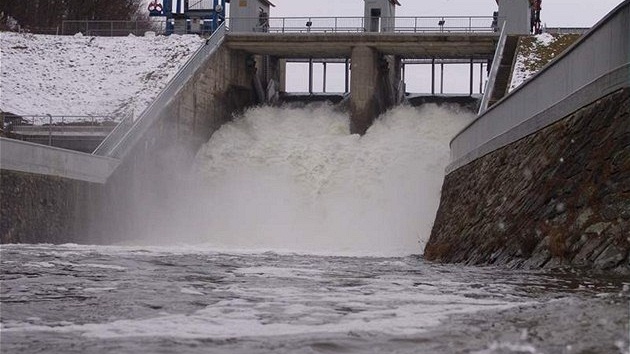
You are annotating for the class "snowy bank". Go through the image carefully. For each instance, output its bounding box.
[509,32,581,92]
[0,32,203,121]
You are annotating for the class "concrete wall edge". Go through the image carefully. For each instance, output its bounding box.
[446,64,630,174]
[0,138,120,184]
[448,2,629,172]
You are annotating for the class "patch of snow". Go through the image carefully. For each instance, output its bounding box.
[509,33,563,92]
[535,32,555,46]
[0,32,203,121]
[509,51,537,92]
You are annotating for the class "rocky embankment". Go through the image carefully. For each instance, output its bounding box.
[425,89,630,272]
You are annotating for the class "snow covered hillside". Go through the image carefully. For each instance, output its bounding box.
[509,32,581,92]
[0,32,203,121]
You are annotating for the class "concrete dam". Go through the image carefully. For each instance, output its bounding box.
[1,1,629,271]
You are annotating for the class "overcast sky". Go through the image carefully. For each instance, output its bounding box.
[266,0,625,27]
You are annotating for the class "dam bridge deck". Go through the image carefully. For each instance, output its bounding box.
[225,32,498,59]
[225,15,499,59]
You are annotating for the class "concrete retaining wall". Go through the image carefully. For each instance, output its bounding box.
[89,44,256,243]
[0,138,118,183]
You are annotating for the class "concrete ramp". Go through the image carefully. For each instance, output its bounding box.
[485,35,519,107]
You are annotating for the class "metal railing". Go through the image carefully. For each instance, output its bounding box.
[2,114,117,127]
[61,19,167,36]
[544,27,590,35]
[478,22,507,114]
[2,114,118,147]
[227,16,498,34]
[93,23,226,157]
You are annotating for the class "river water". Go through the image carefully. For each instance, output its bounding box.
[1,105,629,353]
[1,244,629,353]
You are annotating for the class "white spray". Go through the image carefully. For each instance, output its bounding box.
[165,103,472,256]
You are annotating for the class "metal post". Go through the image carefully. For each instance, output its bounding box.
[85,20,89,35]
[309,58,313,94]
[345,58,350,93]
[431,58,435,95]
[479,63,484,93]
[47,114,52,146]
[469,58,474,96]
[440,62,444,94]
[111,21,114,36]
[322,62,327,93]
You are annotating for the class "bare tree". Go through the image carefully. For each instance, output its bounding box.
[0,0,145,33]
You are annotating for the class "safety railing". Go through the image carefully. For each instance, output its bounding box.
[93,23,226,158]
[478,22,507,114]
[2,114,117,127]
[61,19,167,36]
[2,114,118,147]
[227,16,498,34]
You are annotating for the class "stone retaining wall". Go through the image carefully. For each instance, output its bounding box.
[425,89,630,271]
[0,170,95,244]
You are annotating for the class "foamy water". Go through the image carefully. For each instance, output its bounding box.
[178,104,473,256]
[2,244,627,354]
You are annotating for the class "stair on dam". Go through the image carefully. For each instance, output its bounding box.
[487,35,519,107]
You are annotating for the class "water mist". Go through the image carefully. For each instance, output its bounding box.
[137,103,466,256]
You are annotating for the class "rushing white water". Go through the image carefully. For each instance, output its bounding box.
[176,103,473,256]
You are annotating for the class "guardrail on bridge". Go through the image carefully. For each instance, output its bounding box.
[227,16,498,34]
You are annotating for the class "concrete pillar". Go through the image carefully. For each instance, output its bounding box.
[497,0,531,34]
[384,55,401,105]
[278,59,286,93]
[350,46,380,135]
[345,58,350,93]
[267,56,284,91]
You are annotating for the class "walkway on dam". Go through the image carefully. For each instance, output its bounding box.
[225,32,499,59]
[225,16,499,59]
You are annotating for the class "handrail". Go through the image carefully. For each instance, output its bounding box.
[478,22,507,114]
[90,112,134,154]
[93,23,226,158]
[227,16,497,34]
[3,115,116,126]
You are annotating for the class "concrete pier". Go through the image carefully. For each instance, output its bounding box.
[350,46,380,134]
